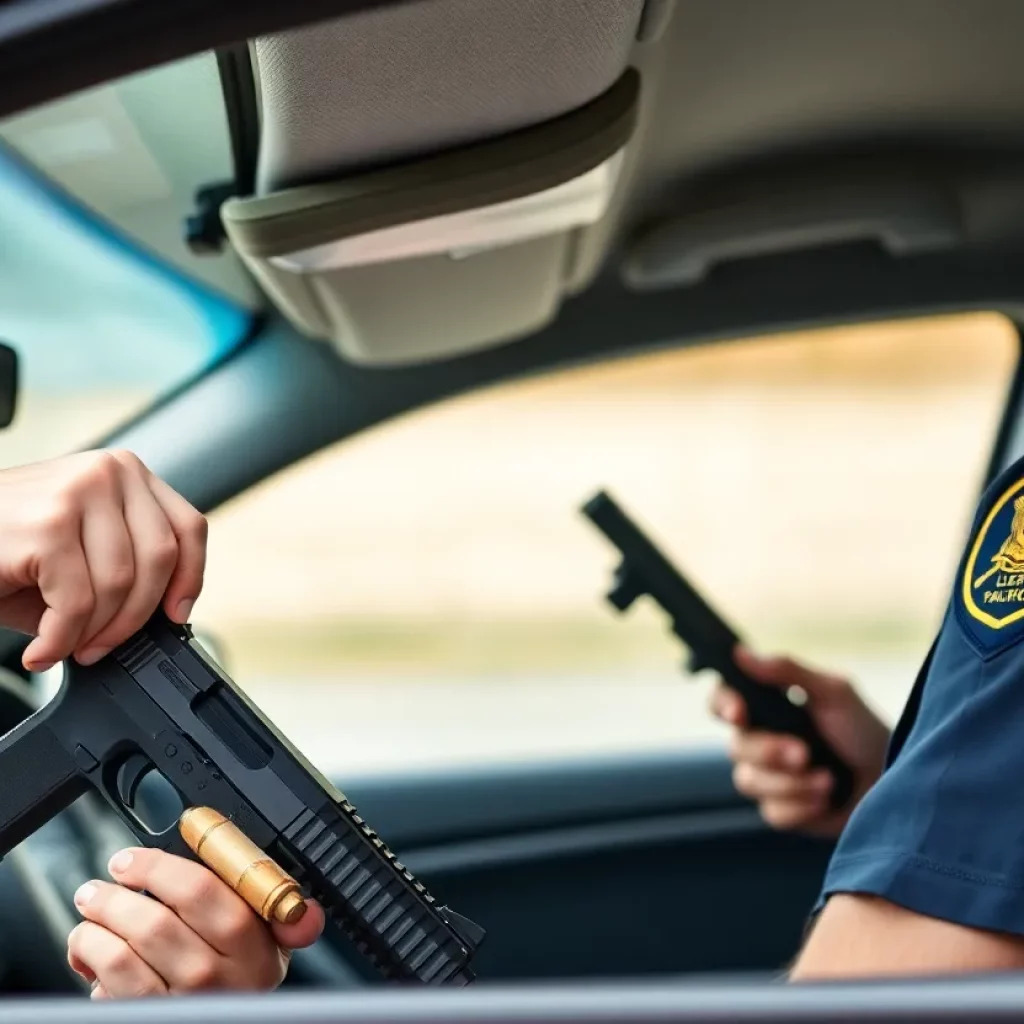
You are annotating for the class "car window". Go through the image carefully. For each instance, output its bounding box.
[197,313,1018,777]
[0,52,254,306]
[0,66,254,468]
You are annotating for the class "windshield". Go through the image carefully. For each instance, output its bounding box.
[0,63,254,469]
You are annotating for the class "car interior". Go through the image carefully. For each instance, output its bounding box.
[3,1,1024,1021]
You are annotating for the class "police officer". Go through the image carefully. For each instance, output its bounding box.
[717,457,1024,977]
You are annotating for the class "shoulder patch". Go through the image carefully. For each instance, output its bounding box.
[960,475,1024,652]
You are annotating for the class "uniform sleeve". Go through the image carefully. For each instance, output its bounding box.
[817,466,1024,935]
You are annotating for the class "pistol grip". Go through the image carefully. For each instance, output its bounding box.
[725,668,856,811]
[0,712,89,856]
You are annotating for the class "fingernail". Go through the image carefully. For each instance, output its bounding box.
[108,850,134,875]
[175,599,195,623]
[25,659,54,674]
[76,648,107,667]
[74,883,97,908]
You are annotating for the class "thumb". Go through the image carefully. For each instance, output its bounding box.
[271,899,325,950]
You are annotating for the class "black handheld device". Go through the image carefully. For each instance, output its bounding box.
[581,489,855,811]
[0,613,484,984]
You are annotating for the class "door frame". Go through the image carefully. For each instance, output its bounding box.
[5,974,1024,1024]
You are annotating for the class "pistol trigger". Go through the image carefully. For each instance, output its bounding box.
[115,753,154,810]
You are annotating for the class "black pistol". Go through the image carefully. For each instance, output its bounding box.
[0,612,484,984]
[581,489,855,811]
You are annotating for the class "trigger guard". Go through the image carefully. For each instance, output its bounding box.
[115,752,154,810]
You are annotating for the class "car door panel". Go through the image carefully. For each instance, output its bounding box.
[338,750,834,981]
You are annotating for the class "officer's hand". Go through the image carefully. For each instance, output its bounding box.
[0,450,206,672]
[710,647,891,837]
[67,848,325,998]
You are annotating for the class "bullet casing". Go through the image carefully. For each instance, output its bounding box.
[179,806,307,925]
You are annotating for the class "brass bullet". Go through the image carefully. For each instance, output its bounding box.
[179,807,307,925]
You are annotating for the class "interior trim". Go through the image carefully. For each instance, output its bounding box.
[11,973,1024,1022]
[402,807,765,876]
[216,43,260,197]
[985,324,1024,478]
[622,176,962,289]
[635,0,676,42]
[340,749,743,848]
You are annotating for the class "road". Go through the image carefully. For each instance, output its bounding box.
[241,658,918,778]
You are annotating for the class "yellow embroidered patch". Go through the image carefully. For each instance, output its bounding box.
[963,476,1024,630]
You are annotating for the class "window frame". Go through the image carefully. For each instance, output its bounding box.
[983,319,1024,482]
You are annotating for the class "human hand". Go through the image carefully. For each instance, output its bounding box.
[67,847,325,998]
[0,450,206,672]
[710,647,891,837]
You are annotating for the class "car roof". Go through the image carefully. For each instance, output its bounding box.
[4,0,1024,364]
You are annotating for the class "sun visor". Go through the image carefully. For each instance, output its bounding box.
[221,71,640,364]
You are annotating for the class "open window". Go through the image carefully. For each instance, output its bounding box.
[195,311,1019,778]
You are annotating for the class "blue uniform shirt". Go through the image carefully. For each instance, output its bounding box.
[818,452,1024,934]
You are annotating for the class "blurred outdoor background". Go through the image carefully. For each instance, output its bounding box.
[1,306,1017,778]
[195,312,1017,775]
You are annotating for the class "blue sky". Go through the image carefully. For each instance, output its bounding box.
[0,148,251,395]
